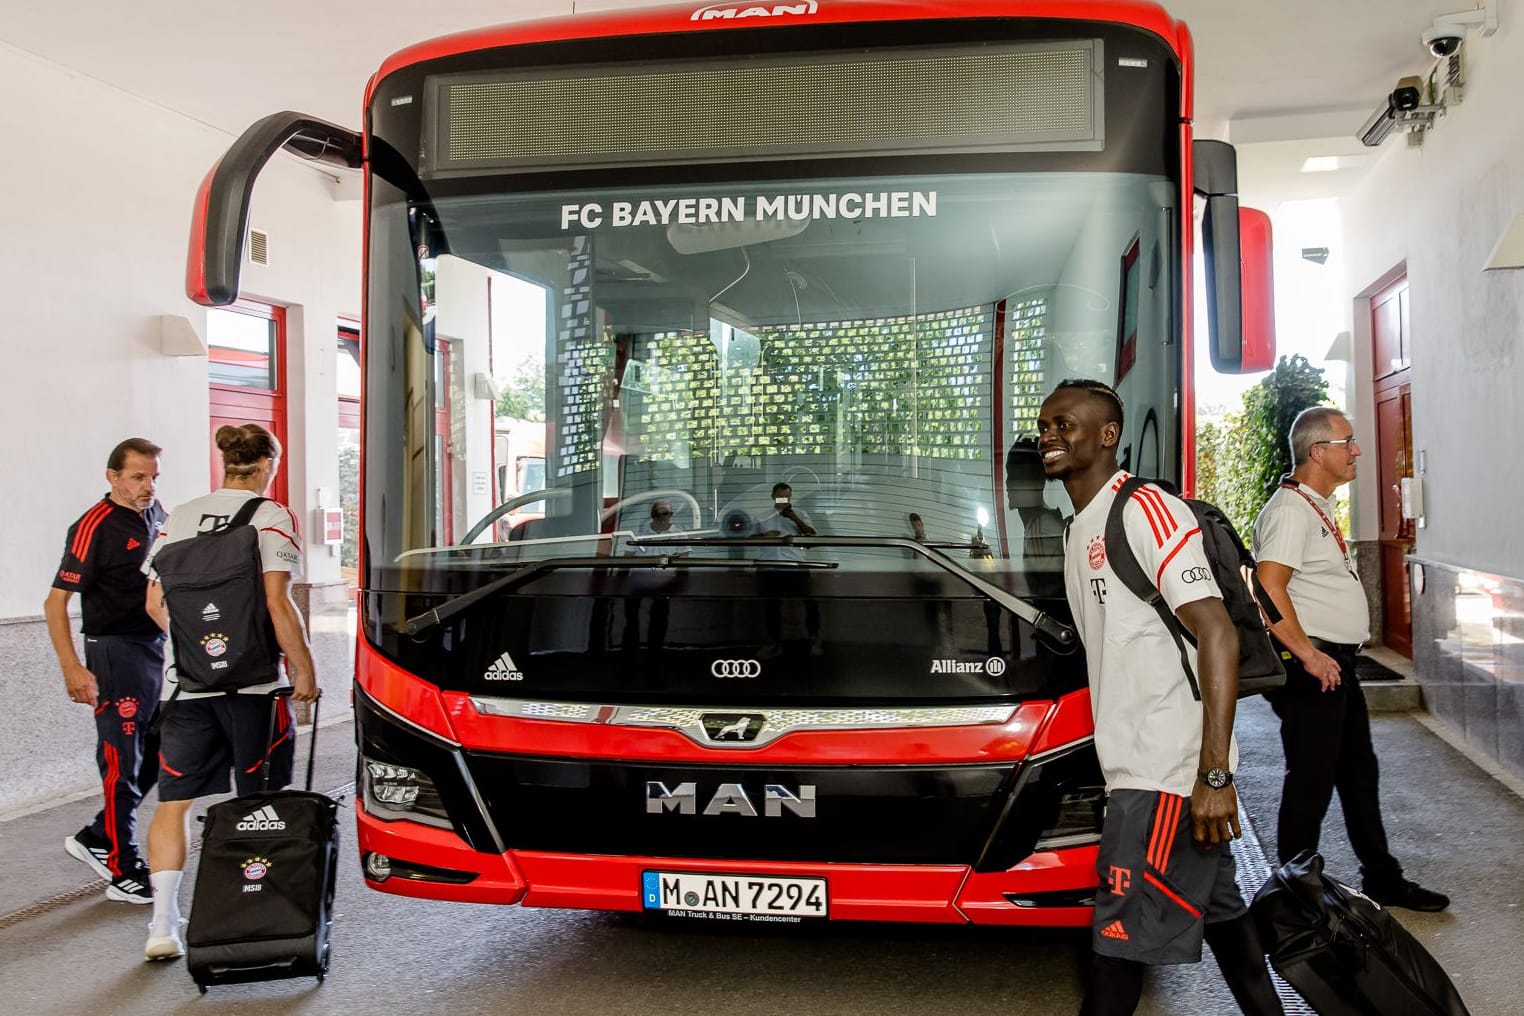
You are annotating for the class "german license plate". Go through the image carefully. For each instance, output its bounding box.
[642,871,828,919]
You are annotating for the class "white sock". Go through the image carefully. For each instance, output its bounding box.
[149,870,183,934]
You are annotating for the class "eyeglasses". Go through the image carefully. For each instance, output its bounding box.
[652,509,673,518]
[1314,437,1358,449]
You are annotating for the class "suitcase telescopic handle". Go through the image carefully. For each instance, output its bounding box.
[263,687,321,793]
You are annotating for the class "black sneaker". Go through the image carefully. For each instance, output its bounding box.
[64,829,114,881]
[1363,878,1450,912]
[107,865,154,905]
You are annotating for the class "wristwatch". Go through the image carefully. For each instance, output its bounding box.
[1199,768,1234,789]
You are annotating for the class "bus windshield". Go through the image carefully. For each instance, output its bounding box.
[361,167,1177,701]
[370,170,1174,569]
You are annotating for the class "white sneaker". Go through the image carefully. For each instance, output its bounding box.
[64,832,114,881]
[145,922,185,962]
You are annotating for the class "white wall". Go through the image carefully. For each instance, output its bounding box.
[1337,22,1524,574]
[0,42,360,814]
[2,41,361,620]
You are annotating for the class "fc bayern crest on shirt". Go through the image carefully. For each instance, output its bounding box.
[1088,534,1106,570]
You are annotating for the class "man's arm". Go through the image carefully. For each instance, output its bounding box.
[145,579,169,633]
[263,571,319,702]
[1176,596,1240,846]
[1255,561,1341,692]
[781,507,817,536]
[43,587,97,707]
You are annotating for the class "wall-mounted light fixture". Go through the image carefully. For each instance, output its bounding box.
[159,314,206,356]
[1484,214,1524,271]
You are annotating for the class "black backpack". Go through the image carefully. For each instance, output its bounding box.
[153,496,281,693]
[1103,476,1285,699]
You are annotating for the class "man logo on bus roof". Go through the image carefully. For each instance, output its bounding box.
[691,2,819,22]
[702,713,767,742]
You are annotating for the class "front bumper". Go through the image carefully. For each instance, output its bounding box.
[355,804,1097,925]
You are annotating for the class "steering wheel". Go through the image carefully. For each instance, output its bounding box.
[458,488,566,546]
[781,466,821,492]
[600,489,704,530]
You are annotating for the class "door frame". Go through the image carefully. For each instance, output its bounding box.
[208,299,289,505]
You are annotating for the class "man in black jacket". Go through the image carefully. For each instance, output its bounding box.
[44,438,166,905]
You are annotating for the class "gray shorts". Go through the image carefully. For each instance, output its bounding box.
[1091,789,1246,964]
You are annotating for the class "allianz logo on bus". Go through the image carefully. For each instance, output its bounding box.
[691,2,819,22]
[930,657,1009,676]
[646,781,817,818]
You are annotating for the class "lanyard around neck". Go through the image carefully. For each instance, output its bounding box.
[1281,482,1352,570]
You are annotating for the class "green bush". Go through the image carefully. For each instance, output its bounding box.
[1197,355,1329,535]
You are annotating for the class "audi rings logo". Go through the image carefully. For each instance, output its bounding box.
[1181,566,1212,584]
[711,659,762,678]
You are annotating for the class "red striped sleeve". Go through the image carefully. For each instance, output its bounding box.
[1137,486,1178,541]
[260,526,301,550]
[70,502,112,560]
[1130,491,1166,546]
[1154,527,1203,587]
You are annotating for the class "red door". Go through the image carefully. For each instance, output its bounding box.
[1370,278,1413,657]
[207,301,289,505]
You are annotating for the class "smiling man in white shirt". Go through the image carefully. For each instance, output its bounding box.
[1040,379,1280,1016]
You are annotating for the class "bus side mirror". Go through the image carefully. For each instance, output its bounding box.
[1237,207,1275,373]
[186,112,361,306]
[1194,140,1276,374]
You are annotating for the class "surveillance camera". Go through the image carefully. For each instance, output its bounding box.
[1422,25,1465,57]
[1391,76,1423,111]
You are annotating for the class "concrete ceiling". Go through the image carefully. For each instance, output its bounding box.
[0,0,1482,203]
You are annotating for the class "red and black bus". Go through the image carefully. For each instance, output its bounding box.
[188,0,1273,927]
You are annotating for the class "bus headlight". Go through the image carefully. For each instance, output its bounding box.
[1033,786,1106,851]
[361,757,453,829]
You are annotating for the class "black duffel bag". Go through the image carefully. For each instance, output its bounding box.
[1249,851,1469,1016]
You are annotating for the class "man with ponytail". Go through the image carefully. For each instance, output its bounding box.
[140,423,319,961]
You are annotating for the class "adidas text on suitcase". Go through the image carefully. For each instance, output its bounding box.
[185,689,339,992]
[1250,851,1471,1016]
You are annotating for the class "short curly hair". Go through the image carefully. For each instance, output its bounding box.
[1052,378,1124,430]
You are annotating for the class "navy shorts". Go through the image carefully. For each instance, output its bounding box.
[157,693,295,802]
[1091,789,1247,964]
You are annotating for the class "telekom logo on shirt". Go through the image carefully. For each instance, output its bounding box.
[1087,535,1106,571]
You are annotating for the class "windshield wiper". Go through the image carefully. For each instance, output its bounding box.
[637,535,1077,650]
[401,554,835,636]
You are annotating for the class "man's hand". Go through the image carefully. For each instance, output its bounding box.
[290,669,319,704]
[1190,783,1242,846]
[63,661,99,707]
[1300,648,1343,691]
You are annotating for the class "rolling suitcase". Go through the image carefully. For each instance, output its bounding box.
[186,689,339,993]
[1249,851,1470,1016]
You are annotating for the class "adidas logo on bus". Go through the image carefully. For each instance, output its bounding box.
[483,651,524,682]
[235,805,286,832]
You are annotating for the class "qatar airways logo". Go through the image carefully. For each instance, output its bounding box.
[691,2,819,22]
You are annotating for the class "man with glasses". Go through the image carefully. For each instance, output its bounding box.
[1252,407,1447,911]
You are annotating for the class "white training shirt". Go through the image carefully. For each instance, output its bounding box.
[1064,471,1239,797]
[754,506,814,562]
[1252,482,1370,645]
[143,489,303,700]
